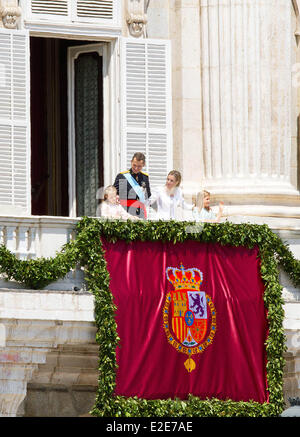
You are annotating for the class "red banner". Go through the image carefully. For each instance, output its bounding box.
[102,239,268,403]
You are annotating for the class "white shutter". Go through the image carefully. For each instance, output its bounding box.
[30,0,69,17]
[121,38,172,188]
[0,29,30,215]
[76,0,114,21]
[24,0,119,25]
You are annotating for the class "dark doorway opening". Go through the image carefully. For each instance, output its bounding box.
[30,37,104,216]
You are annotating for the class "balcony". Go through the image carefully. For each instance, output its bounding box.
[0,214,299,416]
[0,215,86,291]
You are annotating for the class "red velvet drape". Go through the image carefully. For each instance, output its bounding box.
[102,239,268,403]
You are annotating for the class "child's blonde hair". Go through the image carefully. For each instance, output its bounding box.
[196,189,210,209]
[103,185,117,201]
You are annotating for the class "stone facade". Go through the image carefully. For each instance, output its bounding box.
[19,343,99,417]
[0,287,298,416]
[146,1,300,204]
[145,1,300,404]
[0,289,97,417]
[0,0,299,416]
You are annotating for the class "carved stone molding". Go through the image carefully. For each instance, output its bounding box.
[127,12,147,37]
[126,0,147,38]
[0,0,21,29]
[292,0,300,16]
[292,0,300,46]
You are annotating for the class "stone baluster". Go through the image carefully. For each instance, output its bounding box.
[17,227,29,260]
[28,228,36,260]
[0,226,4,246]
[6,227,17,255]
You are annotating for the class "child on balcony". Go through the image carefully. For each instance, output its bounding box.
[99,185,139,220]
[193,190,224,223]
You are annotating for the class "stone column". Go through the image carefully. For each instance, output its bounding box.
[199,0,296,197]
[169,0,204,198]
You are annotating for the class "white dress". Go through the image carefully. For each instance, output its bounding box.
[147,186,193,220]
[100,201,137,220]
[193,207,216,222]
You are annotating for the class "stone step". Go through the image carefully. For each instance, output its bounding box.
[0,288,95,322]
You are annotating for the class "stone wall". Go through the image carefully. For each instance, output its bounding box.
[19,344,99,417]
[0,289,96,417]
[0,281,299,416]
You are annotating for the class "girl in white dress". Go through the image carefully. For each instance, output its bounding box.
[192,190,224,223]
[148,170,195,220]
[100,185,139,220]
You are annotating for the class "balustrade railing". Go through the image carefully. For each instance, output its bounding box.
[0,216,85,290]
[0,225,37,260]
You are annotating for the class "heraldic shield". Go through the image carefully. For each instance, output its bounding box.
[163,264,217,372]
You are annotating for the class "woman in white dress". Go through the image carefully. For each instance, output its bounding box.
[147,170,195,220]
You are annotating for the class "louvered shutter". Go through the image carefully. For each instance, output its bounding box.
[24,0,119,25]
[29,0,69,20]
[121,38,172,189]
[75,0,114,21]
[0,29,30,215]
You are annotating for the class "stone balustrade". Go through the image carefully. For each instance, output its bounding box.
[0,215,85,291]
[0,215,78,260]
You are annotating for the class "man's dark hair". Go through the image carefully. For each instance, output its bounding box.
[132,152,146,163]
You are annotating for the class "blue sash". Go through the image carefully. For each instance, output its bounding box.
[123,172,145,203]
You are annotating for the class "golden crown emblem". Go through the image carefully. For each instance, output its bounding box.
[166,263,203,291]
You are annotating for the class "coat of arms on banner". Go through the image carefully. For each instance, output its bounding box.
[163,264,217,372]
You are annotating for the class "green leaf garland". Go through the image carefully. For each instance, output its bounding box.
[0,216,299,416]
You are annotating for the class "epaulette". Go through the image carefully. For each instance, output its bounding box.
[120,170,130,174]
[141,171,149,177]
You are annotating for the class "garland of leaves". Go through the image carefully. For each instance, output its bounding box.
[0,217,300,417]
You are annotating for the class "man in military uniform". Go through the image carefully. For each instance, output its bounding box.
[113,152,151,219]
